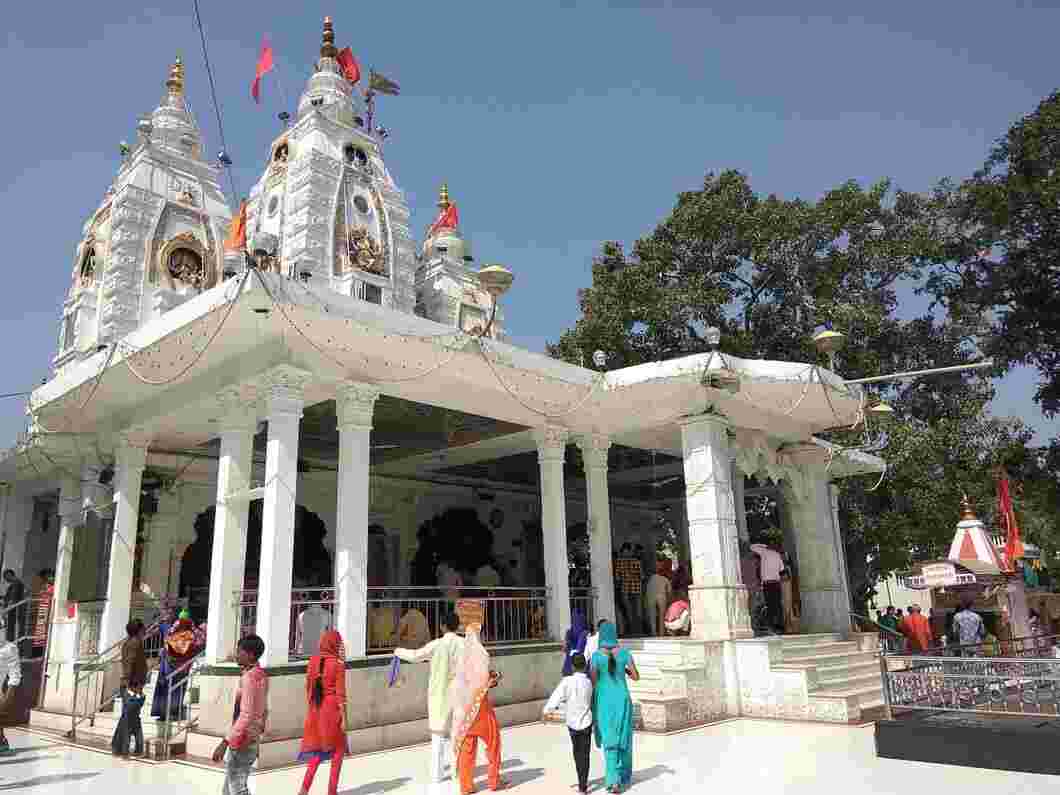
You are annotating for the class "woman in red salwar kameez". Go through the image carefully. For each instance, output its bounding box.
[450,624,509,795]
[297,630,349,795]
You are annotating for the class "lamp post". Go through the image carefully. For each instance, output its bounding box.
[813,329,846,371]
[476,264,513,339]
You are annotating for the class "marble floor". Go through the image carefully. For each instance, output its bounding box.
[4,719,1058,794]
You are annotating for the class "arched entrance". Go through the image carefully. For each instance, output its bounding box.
[179,500,332,622]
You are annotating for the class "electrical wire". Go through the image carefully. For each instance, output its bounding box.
[191,0,239,205]
[120,269,250,386]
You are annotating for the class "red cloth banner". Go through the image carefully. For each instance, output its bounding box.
[336,47,361,85]
[428,204,459,237]
[251,36,274,103]
[998,470,1024,570]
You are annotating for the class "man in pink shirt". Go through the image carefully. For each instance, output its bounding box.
[213,635,268,795]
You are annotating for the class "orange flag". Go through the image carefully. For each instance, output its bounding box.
[998,469,1024,570]
[251,36,274,103]
[225,200,248,252]
[428,203,459,237]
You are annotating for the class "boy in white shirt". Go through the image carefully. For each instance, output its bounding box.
[0,625,21,755]
[543,652,594,793]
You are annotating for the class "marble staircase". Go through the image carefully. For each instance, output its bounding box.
[736,632,882,723]
[29,665,200,758]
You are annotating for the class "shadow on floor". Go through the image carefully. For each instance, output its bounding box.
[0,755,59,766]
[501,767,545,787]
[338,779,411,795]
[587,763,676,791]
[0,772,100,790]
[472,757,525,776]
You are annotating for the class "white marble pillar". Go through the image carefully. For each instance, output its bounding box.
[206,386,257,664]
[535,426,571,642]
[334,381,380,658]
[52,477,81,621]
[678,415,751,642]
[256,367,308,666]
[99,436,148,651]
[780,447,847,634]
[576,433,617,626]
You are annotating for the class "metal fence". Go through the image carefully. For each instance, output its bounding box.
[233,586,600,656]
[366,586,551,651]
[882,635,1060,719]
[235,587,338,660]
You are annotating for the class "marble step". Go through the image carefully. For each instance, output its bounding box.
[810,670,882,695]
[816,660,880,685]
[781,641,860,660]
[779,633,844,648]
[781,649,877,670]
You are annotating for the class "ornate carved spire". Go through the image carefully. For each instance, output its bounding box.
[165,56,185,96]
[437,183,451,209]
[320,16,338,59]
[959,493,978,521]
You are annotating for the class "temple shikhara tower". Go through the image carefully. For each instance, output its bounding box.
[57,58,232,375]
[6,17,889,762]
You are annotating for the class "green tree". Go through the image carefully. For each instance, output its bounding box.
[925,91,1060,415]
[550,170,1060,611]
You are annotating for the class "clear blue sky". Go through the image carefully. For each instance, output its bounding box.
[2,1,1058,445]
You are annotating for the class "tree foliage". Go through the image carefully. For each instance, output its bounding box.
[925,91,1060,415]
[549,163,1060,611]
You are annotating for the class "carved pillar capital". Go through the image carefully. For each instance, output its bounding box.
[216,384,260,432]
[115,432,149,472]
[260,364,312,417]
[336,381,381,431]
[575,433,611,471]
[533,425,569,463]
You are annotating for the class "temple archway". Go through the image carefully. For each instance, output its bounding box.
[179,500,332,622]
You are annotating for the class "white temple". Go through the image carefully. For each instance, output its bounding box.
[3,18,886,760]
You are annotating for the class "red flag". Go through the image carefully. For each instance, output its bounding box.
[428,203,459,237]
[336,47,361,85]
[998,470,1024,570]
[251,37,274,104]
[225,200,248,252]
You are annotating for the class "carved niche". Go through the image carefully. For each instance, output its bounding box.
[157,231,208,290]
[77,240,97,288]
[346,227,386,276]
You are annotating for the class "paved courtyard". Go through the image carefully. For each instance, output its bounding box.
[3,719,1057,793]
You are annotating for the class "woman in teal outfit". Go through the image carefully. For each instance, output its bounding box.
[590,621,640,793]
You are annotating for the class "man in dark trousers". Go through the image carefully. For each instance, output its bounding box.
[1,572,25,645]
[111,620,147,757]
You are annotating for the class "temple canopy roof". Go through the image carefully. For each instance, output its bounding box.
[15,272,883,485]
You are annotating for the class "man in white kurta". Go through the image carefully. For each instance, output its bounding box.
[394,612,463,784]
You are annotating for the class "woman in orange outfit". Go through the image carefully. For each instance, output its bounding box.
[297,630,349,795]
[450,623,509,794]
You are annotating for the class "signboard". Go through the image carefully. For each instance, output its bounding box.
[922,563,958,589]
[456,599,485,631]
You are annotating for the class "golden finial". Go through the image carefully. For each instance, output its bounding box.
[166,55,185,96]
[320,16,338,59]
[959,493,978,521]
[437,183,451,209]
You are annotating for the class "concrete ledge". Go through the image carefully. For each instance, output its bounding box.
[875,714,1060,775]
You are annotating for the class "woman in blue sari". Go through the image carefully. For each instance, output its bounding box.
[562,610,589,676]
[590,621,639,793]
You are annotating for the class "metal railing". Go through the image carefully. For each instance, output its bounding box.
[157,650,205,759]
[366,586,550,651]
[570,587,597,629]
[0,596,47,652]
[881,637,1060,720]
[68,622,162,741]
[233,586,584,657]
[236,587,339,660]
